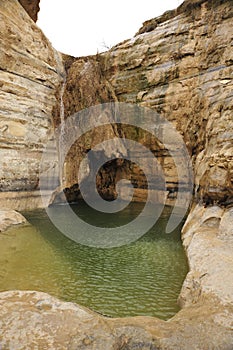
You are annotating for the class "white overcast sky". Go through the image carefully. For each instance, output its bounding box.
[37,0,183,57]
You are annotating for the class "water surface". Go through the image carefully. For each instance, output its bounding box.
[0,202,188,319]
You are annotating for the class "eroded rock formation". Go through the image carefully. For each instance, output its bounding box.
[0,0,65,210]
[58,0,233,207]
[0,0,233,349]
[46,2,233,346]
[0,279,232,349]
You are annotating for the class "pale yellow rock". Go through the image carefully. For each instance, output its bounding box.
[181,205,233,307]
[0,209,26,231]
[0,0,65,209]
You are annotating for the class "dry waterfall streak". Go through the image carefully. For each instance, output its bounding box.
[39,102,194,248]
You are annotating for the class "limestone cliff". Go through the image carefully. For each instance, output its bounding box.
[0,0,64,210]
[58,0,233,207]
[2,0,231,210]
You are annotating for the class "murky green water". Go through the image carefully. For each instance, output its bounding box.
[0,202,188,320]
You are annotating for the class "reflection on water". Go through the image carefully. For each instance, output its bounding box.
[0,202,188,319]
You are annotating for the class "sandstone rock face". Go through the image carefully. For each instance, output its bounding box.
[18,0,40,22]
[136,0,215,36]
[59,0,233,207]
[0,0,65,210]
[105,0,233,206]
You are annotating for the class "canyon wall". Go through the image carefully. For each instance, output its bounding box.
[59,0,233,208]
[54,9,233,347]
[1,0,232,210]
[0,0,233,348]
[0,0,64,210]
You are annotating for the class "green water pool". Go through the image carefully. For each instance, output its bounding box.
[0,202,188,320]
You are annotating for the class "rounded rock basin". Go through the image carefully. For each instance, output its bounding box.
[0,202,188,319]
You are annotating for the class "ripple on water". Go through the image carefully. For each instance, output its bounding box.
[0,202,188,319]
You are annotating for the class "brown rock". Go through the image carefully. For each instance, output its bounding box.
[18,0,40,22]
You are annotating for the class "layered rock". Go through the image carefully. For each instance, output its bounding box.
[0,0,233,349]
[107,0,233,206]
[0,0,65,210]
[58,0,233,207]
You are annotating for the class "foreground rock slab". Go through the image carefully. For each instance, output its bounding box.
[0,291,158,350]
[0,286,232,349]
